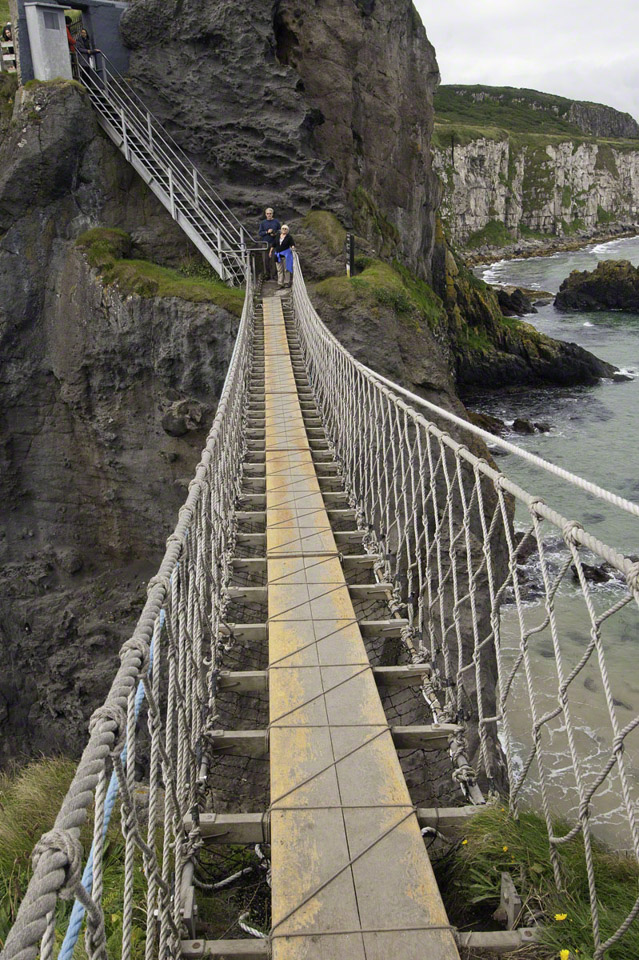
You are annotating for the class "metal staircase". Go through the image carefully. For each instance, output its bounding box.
[77,52,248,285]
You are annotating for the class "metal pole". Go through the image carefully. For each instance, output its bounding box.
[168,167,176,218]
[345,233,355,277]
[147,113,153,151]
[193,169,199,207]
[120,108,129,162]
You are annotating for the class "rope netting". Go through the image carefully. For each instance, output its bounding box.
[291,255,639,958]
[1,274,256,960]
[3,255,639,960]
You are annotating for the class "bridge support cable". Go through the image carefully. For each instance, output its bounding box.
[290,254,639,960]
[4,243,639,960]
[1,271,256,960]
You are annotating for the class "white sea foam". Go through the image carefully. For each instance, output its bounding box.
[583,321,593,327]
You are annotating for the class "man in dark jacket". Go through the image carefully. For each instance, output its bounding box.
[258,207,280,280]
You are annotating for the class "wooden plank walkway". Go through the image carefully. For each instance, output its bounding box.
[263,295,460,960]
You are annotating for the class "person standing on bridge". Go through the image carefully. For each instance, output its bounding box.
[258,207,280,280]
[273,225,295,291]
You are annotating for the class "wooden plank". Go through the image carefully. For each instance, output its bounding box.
[184,812,268,844]
[206,730,268,757]
[392,724,462,750]
[262,295,459,960]
[456,929,538,952]
[181,941,268,959]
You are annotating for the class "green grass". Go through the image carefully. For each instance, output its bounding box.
[0,758,148,957]
[465,220,514,250]
[313,258,446,332]
[434,85,639,140]
[439,805,639,960]
[0,758,77,944]
[77,228,245,315]
[302,210,347,256]
[0,2,9,27]
[597,205,616,224]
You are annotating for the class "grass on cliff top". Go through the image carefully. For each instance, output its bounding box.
[313,258,445,332]
[439,804,639,960]
[77,227,245,316]
[0,758,269,953]
[302,210,347,256]
[435,84,639,141]
[0,758,77,946]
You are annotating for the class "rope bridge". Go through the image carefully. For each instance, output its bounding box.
[2,257,638,960]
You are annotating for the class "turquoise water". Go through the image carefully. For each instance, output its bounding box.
[470,238,639,848]
[474,235,639,554]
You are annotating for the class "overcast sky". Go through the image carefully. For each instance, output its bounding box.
[414,0,639,121]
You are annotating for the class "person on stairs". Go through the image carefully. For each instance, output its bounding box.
[274,225,295,292]
[76,27,99,70]
[258,207,280,280]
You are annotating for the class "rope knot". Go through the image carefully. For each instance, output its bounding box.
[147,574,171,597]
[625,560,639,594]
[562,520,583,545]
[166,531,184,552]
[119,634,150,671]
[89,702,128,756]
[32,829,83,900]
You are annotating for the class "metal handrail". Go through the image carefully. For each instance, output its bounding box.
[76,51,251,283]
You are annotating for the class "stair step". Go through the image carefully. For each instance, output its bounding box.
[205,724,461,757]
[215,663,431,694]
[183,804,480,844]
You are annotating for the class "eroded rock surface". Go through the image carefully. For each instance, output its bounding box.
[0,83,238,762]
[121,0,441,275]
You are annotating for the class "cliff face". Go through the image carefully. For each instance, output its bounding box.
[120,0,441,275]
[0,82,239,763]
[434,136,639,251]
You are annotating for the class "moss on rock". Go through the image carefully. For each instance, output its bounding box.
[77,227,245,315]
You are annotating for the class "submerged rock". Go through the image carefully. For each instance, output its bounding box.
[555,259,639,312]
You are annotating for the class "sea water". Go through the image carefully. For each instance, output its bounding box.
[469,237,639,848]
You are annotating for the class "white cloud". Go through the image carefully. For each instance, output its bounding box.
[414,0,639,120]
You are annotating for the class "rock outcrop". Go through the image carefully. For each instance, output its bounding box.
[120,0,441,276]
[430,225,617,390]
[555,259,639,312]
[0,82,239,763]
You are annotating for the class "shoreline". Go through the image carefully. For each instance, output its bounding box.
[463,227,639,268]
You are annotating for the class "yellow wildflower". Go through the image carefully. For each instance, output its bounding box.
[559,950,570,960]
[502,845,508,852]
[555,913,568,921]
[461,839,468,845]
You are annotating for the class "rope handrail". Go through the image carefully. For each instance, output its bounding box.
[3,242,639,960]
[1,271,256,960]
[290,254,639,519]
[291,253,639,960]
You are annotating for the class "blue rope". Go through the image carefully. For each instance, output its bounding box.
[58,611,162,960]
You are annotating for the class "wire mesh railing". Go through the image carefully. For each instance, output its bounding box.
[291,253,639,958]
[1,272,256,960]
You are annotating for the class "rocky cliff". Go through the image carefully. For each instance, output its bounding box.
[433,86,639,255]
[120,0,441,276]
[0,81,241,763]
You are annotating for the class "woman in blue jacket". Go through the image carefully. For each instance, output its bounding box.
[273,225,295,291]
